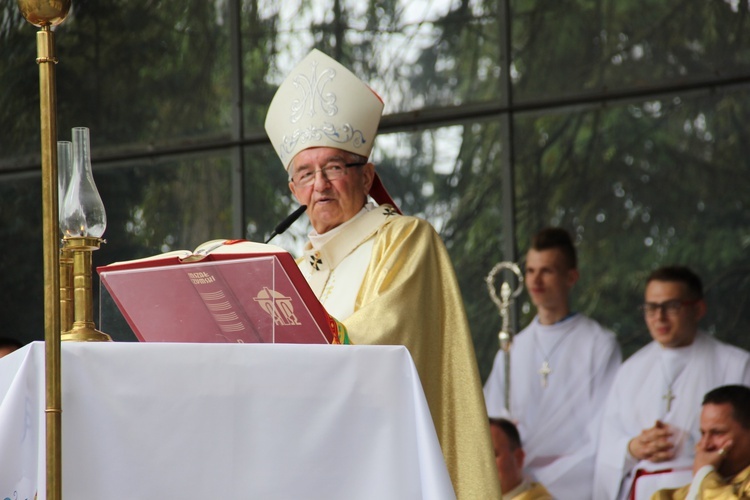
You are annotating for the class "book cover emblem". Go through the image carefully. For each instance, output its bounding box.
[253,286,301,327]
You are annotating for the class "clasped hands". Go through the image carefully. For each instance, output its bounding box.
[628,420,677,463]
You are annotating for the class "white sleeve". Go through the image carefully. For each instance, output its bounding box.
[685,465,713,500]
[483,350,511,419]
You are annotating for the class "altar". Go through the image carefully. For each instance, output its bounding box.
[0,342,455,500]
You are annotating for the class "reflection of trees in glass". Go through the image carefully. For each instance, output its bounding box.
[512,0,750,101]
[1,0,238,342]
[510,93,750,359]
[1,0,748,360]
[443,91,750,377]
[60,0,238,254]
[0,5,41,157]
[398,0,750,378]
[131,157,234,252]
[55,0,231,146]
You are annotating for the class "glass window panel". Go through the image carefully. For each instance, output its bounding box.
[0,7,40,161]
[512,0,750,102]
[95,152,235,260]
[0,175,44,346]
[243,0,505,131]
[512,85,750,363]
[1,1,233,162]
[242,143,305,247]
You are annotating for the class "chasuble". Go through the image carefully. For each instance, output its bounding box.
[297,203,501,499]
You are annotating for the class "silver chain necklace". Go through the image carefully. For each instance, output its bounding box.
[534,316,577,388]
[658,349,690,413]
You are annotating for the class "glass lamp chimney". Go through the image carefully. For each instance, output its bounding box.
[57,140,72,223]
[60,127,106,238]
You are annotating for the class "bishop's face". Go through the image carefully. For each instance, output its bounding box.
[288,147,374,234]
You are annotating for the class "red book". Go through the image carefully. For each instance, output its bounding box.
[97,240,339,344]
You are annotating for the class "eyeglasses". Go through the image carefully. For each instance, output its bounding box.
[639,299,700,316]
[291,162,366,188]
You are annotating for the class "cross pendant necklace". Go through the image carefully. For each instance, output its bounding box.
[658,350,690,415]
[662,386,676,412]
[534,316,576,389]
[539,361,552,388]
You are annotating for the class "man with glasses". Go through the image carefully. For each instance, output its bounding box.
[593,266,750,500]
[265,49,502,499]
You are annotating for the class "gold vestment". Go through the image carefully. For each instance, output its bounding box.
[303,206,502,499]
[651,464,750,499]
[507,480,554,500]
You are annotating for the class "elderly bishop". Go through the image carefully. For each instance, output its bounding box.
[265,49,502,499]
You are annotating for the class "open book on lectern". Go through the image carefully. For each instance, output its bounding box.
[97,239,338,344]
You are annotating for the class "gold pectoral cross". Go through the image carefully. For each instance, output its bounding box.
[539,360,552,388]
[663,387,676,412]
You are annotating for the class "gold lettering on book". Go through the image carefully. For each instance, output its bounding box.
[194,274,245,333]
[188,271,217,285]
[253,286,301,326]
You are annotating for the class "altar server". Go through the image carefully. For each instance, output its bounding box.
[484,227,622,499]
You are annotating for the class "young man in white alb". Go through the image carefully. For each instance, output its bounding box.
[484,227,622,499]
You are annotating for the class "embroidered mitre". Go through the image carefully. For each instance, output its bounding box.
[264,49,384,171]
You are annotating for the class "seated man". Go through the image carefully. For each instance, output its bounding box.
[594,266,750,500]
[490,418,552,500]
[651,384,750,499]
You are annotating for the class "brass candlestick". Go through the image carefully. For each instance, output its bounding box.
[60,236,112,342]
[16,1,72,499]
[59,126,110,342]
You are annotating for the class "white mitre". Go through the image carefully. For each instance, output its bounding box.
[264,49,384,171]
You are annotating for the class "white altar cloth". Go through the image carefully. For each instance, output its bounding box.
[0,342,455,500]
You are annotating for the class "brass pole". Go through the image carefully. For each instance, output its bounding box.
[38,25,63,500]
[17,2,72,499]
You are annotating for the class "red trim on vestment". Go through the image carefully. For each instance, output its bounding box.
[369,172,402,215]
